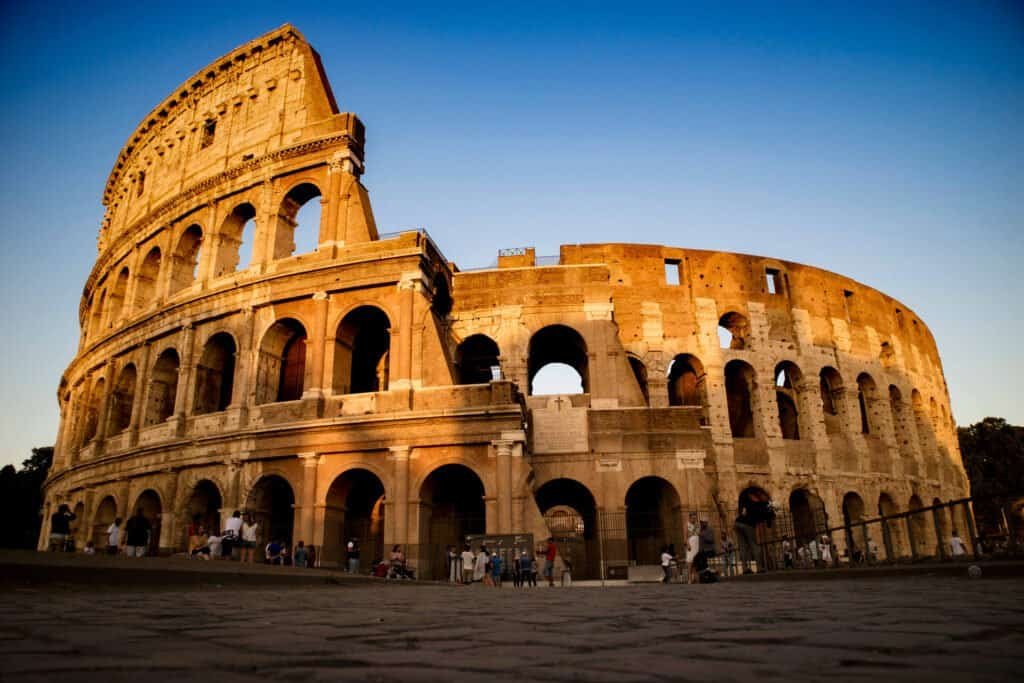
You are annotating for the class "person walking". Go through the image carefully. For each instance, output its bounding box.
[660,544,674,584]
[240,514,259,563]
[124,508,151,558]
[490,551,503,587]
[460,544,475,584]
[49,504,76,552]
[474,545,490,584]
[543,537,557,587]
[347,538,361,574]
[294,541,310,568]
[106,517,122,555]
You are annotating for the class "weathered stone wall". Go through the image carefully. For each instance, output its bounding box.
[41,25,967,573]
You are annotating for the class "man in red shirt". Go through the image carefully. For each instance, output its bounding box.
[543,537,557,587]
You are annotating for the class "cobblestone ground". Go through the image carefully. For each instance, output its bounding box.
[1,575,1022,682]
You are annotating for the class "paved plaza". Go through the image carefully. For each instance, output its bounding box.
[1,558,1022,682]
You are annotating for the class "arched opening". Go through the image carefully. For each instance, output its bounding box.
[857,373,877,434]
[788,488,826,543]
[332,306,390,394]
[842,492,866,560]
[418,464,486,580]
[912,390,938,477]
[169,225,203,295]
[145,349,179,425]
[889,385,912,461]
[133,247,162,310]
[535,478,600,580]
[256,319,307,404]
[455,334,500,384]
[193,333,236,414]
[718,311,750,350]
[183,480,223,549]
[819,367,843,435]
[667,354,705,407]
[88,290,106,341]
[213,203,257,276]
[908,494,930,557]
[133,489,162,554]
[323,469,386,568]
[527,325,588,395]
[625,477,682,565]
[106,364,137,434]
[774,362,802,440]
[431,273,453,319]
[276,183,322,258]
[737,486,774,568]
[81,378,106,445]
[725,360,756,438]
[108,267,130,327]
[245,475,295,547]
[627,355,650,406]
[878,492,904,560]
[91,496,117,549]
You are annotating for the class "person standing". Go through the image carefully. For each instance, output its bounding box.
[223,510,243,559]
[519,552,534,588]
[474,545,489,584]
[124,508,151,558]
[782,536,794,569]
[49,504,76,552]
[460,544,475,584]
[697,520,716,577]
[721,533,736,577]
[294,541,309,568]
[106,517,122,555]
[543,537,557,587]
[660,545,674,584]
[347,538,361,574]
[950,530,967,557]
[448,545,462,584]
[529,555,539,587]
[685,527,700,584]
[819,535,833,567]
[490,551,503,587]
[240,514,259,563]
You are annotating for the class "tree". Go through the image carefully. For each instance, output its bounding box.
[958,418,1024,538]
[0,447,53,549]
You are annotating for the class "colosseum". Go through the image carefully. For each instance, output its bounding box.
[39,25,970,577]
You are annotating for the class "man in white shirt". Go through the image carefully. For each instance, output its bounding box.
[106,517,122,555]
[460,545,475,584]
[950,530,967,557]
[223,510,243,559]
[660,546,674,584]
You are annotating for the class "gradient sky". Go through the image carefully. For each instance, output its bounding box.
[0,1,1021,468]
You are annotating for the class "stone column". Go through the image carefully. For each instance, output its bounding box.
[389,446,411,546]
[393,273,420,390]
[221,459,242,530]
[160,470,180,553]
[169,324,195,436]
[229,307,255,422]
[298,453,319,546]
[129,342,152,447]
[493,439,514,534]
[93,360,117,454]
[322,155,345,253]
[304,293,329,399]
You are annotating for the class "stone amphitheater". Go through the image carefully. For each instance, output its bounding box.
[39,25,969,578]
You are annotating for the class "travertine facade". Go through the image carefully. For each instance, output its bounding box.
[40,25,968,576]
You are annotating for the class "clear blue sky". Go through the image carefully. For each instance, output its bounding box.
[0,1,1021,468]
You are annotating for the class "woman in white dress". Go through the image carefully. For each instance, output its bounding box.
[473,545,489,583]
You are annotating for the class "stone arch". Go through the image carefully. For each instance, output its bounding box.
[907,494,931,557]
[81,377,106,445]
[169,224,203,295]
[213,202,257,276]
[88,289,106,341]
[841,491,866,560]
[256,318,307,404]
[724,359,757,438]
[455,334,500,384]
[626,353,650,406]
[857,373,878,434]
[332,305,390,394]
[181,479,223,549]
[132,489,163,554]
[194,332,237,414]
[535,478,600,580]
[108,266,130,327]
[718,311,750,350]
[667,354,706,407]
[418,463,487,580]
[244,475,296,546]
[878,492,906,560]
[133,247,162,310]
[275,182,322,258]
[107,364,137,435]
[145,348,179,425]
[527,324,589,395]
[819,367,844,434]
[625,476,683,564]
[788,488,826,542]
[322,468,386,568]
[774,361,803,440]
[91,495,118,548]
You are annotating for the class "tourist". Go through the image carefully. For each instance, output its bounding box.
[782,536,794,569]
[205,531,222,559]
[950,530,967,557]
[660,544,674,584]
[796,544,808,569]
[124,508,151,557]
[684,527,700,584]
[106,517,122,555]
[721,533,736,577]
[347,538,360,574]
[491,551,503,587]
[482,548,495,587]
[808,536,821,568]
[265,539,285,564]
[819,535,833,566]
[240,513,259,563]
[529,555,539,587]
[473,545,489,583]
[519,552,534,587]
[697,520,716,576]
[223,510,243,558]
[460,544,475,584]
[49,504,76,552]
[734,492,774,573]
[83,540,96,555]
[448,545,461,584]
[294,541,309,568]
[187,514,203,555]
[543,537,557,587]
